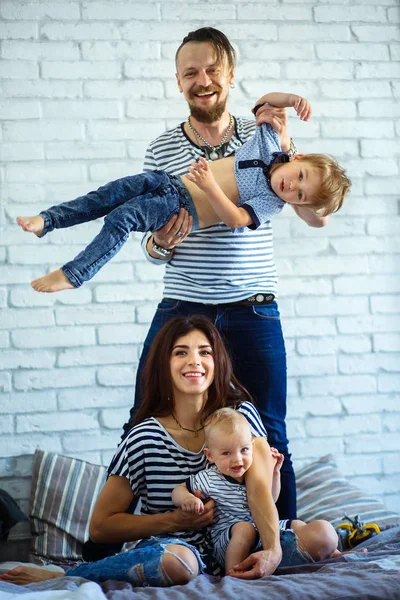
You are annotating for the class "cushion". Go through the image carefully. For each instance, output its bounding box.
[296,454,400,531]
[29,450,107,565]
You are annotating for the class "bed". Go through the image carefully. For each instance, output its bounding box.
[1,450,399,599]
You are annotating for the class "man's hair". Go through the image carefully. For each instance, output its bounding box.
[175,27,236,70]
[289,154,351,217]
[204,408,251,447]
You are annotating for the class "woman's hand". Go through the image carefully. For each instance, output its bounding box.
[227,547,282,579]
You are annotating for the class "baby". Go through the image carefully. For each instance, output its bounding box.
[172,408,342,574]
[17,92,351,293]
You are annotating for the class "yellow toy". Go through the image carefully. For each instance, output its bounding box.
[336,514,380,549]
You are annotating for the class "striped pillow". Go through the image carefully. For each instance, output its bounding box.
[29,450,107,565]
[296,454,400,531]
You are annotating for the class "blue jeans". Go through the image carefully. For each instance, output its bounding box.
[39,171,198,287]
[124,298,296,520]
[67,537,206,587]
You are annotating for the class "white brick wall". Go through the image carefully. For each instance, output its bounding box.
[1,0,399,528]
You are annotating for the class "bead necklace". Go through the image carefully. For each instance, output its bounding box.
[172,412,204,438]
[187,114,234,160]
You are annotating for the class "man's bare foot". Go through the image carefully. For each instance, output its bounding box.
[16,216,45,237]
[0,566,64,585]
[31,269,75,293]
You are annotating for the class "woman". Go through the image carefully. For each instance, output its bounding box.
[1,316,283,587]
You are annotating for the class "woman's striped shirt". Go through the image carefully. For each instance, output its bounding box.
[142,118,279,304]
[107,401,267,553]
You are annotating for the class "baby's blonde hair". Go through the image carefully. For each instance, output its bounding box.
[272,153,351,217]
[204,408,251,447]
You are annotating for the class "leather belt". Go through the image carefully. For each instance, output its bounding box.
[162,294,275,307]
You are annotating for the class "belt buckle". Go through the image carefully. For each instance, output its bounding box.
[247,293,274,304]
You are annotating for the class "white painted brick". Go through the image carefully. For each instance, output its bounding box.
[340,197,398,216]
[41,22,120,41]
[0,60,38,79]
[64,451,104,465]
[356,62,400,80]
[134,262,165,283]
[58,386,133,410]
[366,178,400,195]
[334,275,400,295]
[62,431,119,453]
[385,494,400,512]
[56,304,135,325]
[97,365,136,387]
[370,256,400,274]
[296,296,369,317]
[1,349,55,370]
[275,238,329,258]
[288,395,342,417]
[42,61,121,80]
[359,100,400,119]
[127,140,154,160]
[1,2,80,20]
[391,44,400,61]
[240,42,315,60]
[336,454,382,476]
[342,394,399,415]
[286,61,354,80]
[136,302,159,324]
[344,434,384,453]
[338,314,400,335]
[238,3,311,20]
[301,375,377,396]
[316,42,389,61]
[81,41,159,61]
[12,326,96,348]
[330,237,381,255]
[339,353,400,374]
[0,433,62,458]
[288,355,336,377]
[283,317,337,337]
[45,141,126,161]
[321,119,394,138]
[352,25,400,42]
[0,373,12,393]
[85,80,163,100]
[6,163,84,185]
[282,255,369,277]
[87,120,164,142]
[58,345,135,367]
[346,158,398,177]
[374,333,400,352]
[9,287,53,308]
[0,455,34,478]
[0,331,9,348]
[0,143,44,162]
[289,437,343,459]
[280,277,333,296]
[228,61,281,80]
[279,24,350,42]
[321,81,392,99]
[306,415,381,437]
[353,474,400,495]
[94,282,163,303]
[361,139,400,157]
[0,416,14,435]
[83,2,160,20]
[2,80,83,99]
[297,335,372,356]
[379,373,400,393]
[0,100,40,120]
[17,411,98,433]
[383,454,400,475]
[0,308,54,330]
[0,22,37,40]
[315,5,386,22]
[200,23,279,41]
[311,100,357,119]
[42,100,122,120]
[1,40,79,60]
[3,121,84,143]
[8,244,81,265]
[99,407,133,430]
[97,324,149,345]
[0,391,57,414]
[14,367,96,391]
[88,161,143,182]
[166,3,236,21]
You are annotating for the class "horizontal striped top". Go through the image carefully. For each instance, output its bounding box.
[108,401,267,555]
[142,117,279,304]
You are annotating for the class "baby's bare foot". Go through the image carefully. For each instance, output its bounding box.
[0,566,64,585]
[16,215,45,237]
[31,269,74,293]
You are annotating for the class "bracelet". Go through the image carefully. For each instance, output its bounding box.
[151,238,173,257]
[288,137,297,158]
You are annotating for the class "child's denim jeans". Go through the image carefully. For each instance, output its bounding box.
[39,171,197,288]
[66,536,206,587]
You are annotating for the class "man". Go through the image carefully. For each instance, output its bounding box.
[122,27,320,576]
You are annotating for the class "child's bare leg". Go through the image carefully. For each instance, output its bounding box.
[31,269,74,293]
[16,216,45,237]
[0,566,64,586]
[225,522,257,573]
[290,519,338,561]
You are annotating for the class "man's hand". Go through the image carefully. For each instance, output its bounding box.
[185,157,217,193]
[153,207,193,250]
[227,547,282,580]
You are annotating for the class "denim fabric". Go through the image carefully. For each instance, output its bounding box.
[125,298,296,520]
[66,536,206,587]
[39,171,198,287]
[279,529,314,567]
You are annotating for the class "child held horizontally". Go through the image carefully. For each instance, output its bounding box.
[17,92,351,293]
[172,408,344,574]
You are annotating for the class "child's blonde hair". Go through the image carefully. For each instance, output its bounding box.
[204,408,251,447]
[272,153,351,217]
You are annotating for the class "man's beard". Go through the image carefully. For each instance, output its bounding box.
[188,94,228,124]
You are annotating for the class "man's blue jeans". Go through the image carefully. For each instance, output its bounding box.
[38,171,197,287]
[124,298,296,520]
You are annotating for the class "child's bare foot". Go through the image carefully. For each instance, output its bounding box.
[0,565,64,585]
[331,548,368,558]
[31,269,74,293]
[16,215,45,237]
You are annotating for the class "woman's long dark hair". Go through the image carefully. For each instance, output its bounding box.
[133,315,253,426]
